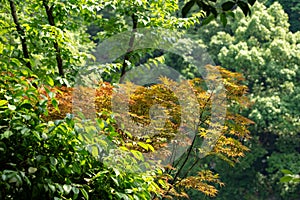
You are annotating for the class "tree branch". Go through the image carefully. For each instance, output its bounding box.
[42,0,64,77]
[169,90,214,185]
[9,0,32,70]
[120,13,138,80]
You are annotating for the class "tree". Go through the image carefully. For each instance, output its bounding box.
[189,2,300,199]
[266,0,300,32]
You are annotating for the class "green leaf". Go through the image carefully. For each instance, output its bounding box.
[72,187,79,194]
[138,142,148,150]
[48,184,56,192]
[222,1,236,11]
[20,102,33,109]
[80,188,89,200]
[28,167,38,174]
[1,130,13,139]
[45,76,54,87]
[51,99,59,111]
[158,179,166,187]
[63,184,72,194]
[281,169,292,174]
[130,150,144,161]
[111,177,119,186]
[148,144,155,152]
[280,175,293,183]
[8,104,16,111]
[182,0,195,17]
[237,1,250,16]
[220,13,227,26]
[21,69,29,76]
[50,157,58,166]
[201,14,215,26]
[72,187,79,199]
[113,168,120,177]
[227,11,235,18]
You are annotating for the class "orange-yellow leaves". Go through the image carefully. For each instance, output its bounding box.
[40,66,252,198]
[178,170,224,197]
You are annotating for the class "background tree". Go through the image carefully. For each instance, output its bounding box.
[182,2,300,199]
[266,0,300,32]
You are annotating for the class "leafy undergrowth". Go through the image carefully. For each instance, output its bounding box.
[0,68,162,200]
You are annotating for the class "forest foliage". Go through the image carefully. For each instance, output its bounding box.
[0,0,299,200]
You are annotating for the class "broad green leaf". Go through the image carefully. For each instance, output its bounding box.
[48,184,56,192]
[72,187,79,194]
[237,1,250,16]
[222,1,236,11]
[280,175,293,183]
[1,131,13,139]
[8,104,16,111]
[63,184,72,194]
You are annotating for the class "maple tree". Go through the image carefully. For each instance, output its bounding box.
[42,65,252,198]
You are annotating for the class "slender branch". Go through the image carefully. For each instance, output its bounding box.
[42,0,64,77]
[120,14,138,80]
[173,84,229,188]
[9,0,32,70]
[169,87,215,186]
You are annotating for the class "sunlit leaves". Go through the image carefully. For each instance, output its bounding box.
[178,170,224,197]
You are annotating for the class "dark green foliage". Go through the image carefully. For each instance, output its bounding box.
[181,0,256,27]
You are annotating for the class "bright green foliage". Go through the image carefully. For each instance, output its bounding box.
[189,2,300,199]
[266,0,300,32]
[0,0,97,84]
[280,169,300,184]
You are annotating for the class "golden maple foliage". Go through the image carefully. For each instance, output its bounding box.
[41,66,253,198]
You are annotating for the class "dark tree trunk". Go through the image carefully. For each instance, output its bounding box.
[9,0,32,70]
[42,0,64,77]
[120,14,138,80]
